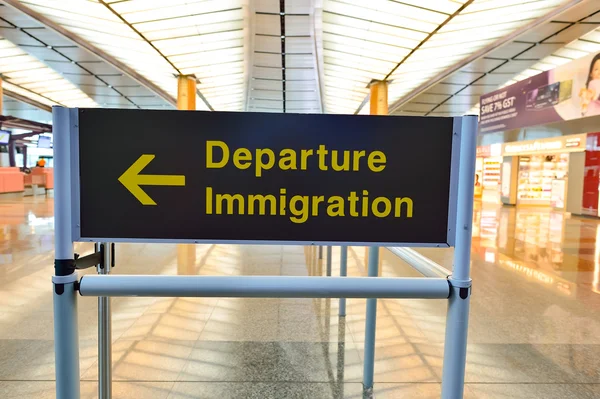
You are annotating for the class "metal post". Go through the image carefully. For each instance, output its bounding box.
[96,243,112,399]
[8,139,16,167]
[339,245,348,317]
[336,315,346,397]
[52,106,80,399]
[362,246,379,397]
[326,246,332,276]
[441,116,477,399]
[22,143,27,168]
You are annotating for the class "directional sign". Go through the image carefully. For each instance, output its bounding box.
[75,109,458,245]
[118,155,186,205]
[0,130,10,145]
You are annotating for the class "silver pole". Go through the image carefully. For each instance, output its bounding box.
[326,246,332,276]
[441,116,477,399]
[52,106,80,399]
[313,246,317,275]
[362,246,379,396]
[96,243,112,399]
[336,315,346,396]
[78,275,450,299]
[339,245,348,316]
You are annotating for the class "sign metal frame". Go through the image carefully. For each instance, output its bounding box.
[52,107,477,399]
[66,108,462,248]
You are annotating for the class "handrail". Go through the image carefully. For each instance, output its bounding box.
[387,247,451,278]
[79,275,451,299]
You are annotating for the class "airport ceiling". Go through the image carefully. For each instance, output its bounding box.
[0,0,598,120]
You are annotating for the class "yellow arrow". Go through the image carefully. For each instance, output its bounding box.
[118,154,185,205]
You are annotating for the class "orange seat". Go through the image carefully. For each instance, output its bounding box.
[31,167,53,189]
[0,167,25,193]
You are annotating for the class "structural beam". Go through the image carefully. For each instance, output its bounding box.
[2,0,178,107]
[387,0,585,114]
[3,89,52,113]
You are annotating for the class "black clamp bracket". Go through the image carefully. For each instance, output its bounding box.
[53,251,101,295]
[54,258,76,277]
[53,243,116,295]
[447,277,472,300]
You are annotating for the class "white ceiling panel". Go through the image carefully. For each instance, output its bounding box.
[286,16,311,36]
[0,0,595,119]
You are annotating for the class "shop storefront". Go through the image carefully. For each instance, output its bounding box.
[475,143,502,203]
[500,134,586,208]
[479,50,600,216]
[577,132,600,216]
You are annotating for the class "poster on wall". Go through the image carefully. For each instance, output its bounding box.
[501,161,512,198]
[480,51,600,134]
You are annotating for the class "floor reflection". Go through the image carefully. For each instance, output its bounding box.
[472,200,600,295]
[1,196,600,398]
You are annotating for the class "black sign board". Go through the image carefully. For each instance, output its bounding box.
[74,109,458,245]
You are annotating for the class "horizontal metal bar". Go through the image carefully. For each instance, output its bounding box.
[387,248,451,278]
[79,275,450,299]
[75,237,450,248]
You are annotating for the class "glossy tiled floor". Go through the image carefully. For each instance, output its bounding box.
[1,196,600,398]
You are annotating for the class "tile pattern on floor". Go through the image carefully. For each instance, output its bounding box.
[1,197,600,397]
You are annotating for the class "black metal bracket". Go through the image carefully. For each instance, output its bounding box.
[74,243,115,270]
[74,246,104,270]
[54,244,115,295]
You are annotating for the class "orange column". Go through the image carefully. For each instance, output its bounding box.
[177,75,196,110]
[177,75,197,275]
[365,80,388,269]
[369,80,388,116]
